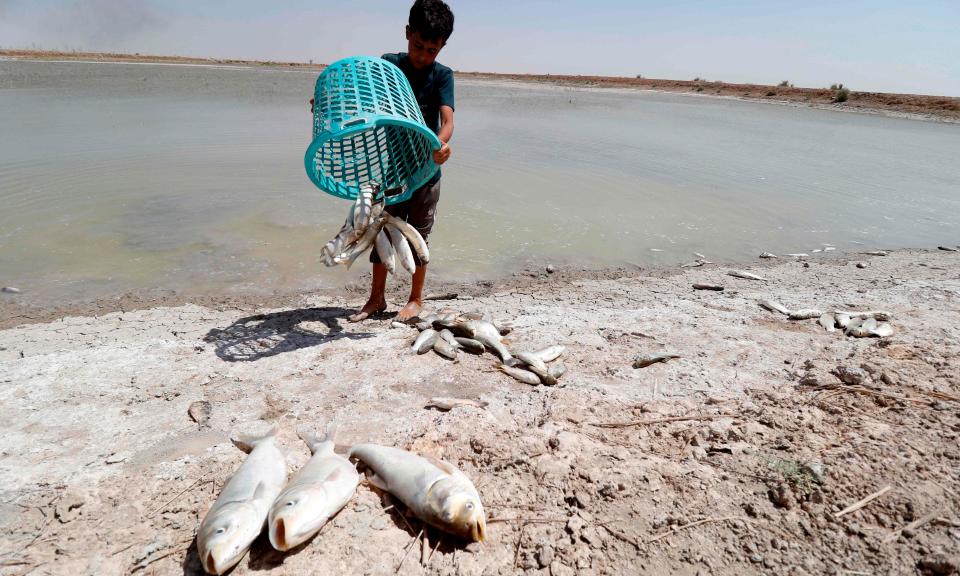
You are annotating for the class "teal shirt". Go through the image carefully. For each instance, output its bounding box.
[382,53,454,185]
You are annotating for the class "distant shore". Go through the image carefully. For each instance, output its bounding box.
[4,49,959,122]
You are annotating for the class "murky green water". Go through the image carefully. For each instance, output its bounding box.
[1,60,958,305]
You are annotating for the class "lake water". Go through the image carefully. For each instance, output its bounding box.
[1,60,958,305]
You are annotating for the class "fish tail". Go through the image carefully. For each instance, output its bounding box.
[297,423,340,455]
[230,425,278,454]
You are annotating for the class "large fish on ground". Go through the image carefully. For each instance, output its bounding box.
[197,427,287,575]
[458,319,512,362]
[348,444,486,542]
[268,428,359,552]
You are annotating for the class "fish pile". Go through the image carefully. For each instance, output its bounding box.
[319,184,430,275]
[408,309,567,386]
[196,426,486,575]
[760,300,894,338]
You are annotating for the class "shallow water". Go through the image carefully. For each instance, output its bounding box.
[1,60,958,305]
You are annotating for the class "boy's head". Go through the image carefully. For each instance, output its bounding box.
[405,0,454,70]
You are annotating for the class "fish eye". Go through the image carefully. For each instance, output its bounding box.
[216,527,226,534]
[286,501,296,507]
[465,502,474,510]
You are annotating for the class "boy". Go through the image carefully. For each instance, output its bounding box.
[349,0,455,323]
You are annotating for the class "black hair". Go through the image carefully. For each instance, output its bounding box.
[408,0,454,43]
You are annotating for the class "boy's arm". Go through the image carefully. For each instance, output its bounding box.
[433,105,454,165]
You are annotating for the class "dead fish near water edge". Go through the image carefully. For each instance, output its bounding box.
[425,397,489,411]
[728,270,768,281]
[633,353,681,369]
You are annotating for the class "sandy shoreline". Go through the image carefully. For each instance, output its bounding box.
[3,49,958,123]
[2,248,958,575]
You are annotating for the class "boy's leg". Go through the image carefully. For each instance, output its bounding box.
[395,180,440,322]
[348,263,388,322]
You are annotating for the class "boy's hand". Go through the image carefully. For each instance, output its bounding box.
[433,142,451,165]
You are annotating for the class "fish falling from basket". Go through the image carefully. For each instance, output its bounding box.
[319,183,430,275]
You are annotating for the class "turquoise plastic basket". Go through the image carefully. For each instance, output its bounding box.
[304,56,442,205]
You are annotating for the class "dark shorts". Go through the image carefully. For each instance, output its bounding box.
[370,179,440,266]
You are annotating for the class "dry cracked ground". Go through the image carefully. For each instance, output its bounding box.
[1,249,958,576]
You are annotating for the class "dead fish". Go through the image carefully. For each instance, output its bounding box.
[268,427,359,552]
[871,322,894,337]
[383,214,430,264]
[759,299,791,315]
[188,400,213,428]
[835,313,852,329]
[785,253,809,258]
[632,353,681,369]
[759,252,777,259]
[460,320,512,362]
[692,283,724,291]
[454,337,485,355]
[549,363,567,381]
[1,286,21,294]
[728,270,767,281]
[415,321,432,331]
[498,364,541,385]
[385,222,417,274]
[693,252,707,259]
[847,316,877,338]
[681,259,711,268]
[348,444,486,541]
[812,249,823,253]
[197,427,287,575]
[531,345,566,363]
[391,321,410,329]
[860,250,888,256]
[438,329,460,349]
[834,310,892,322]
[818,313,837,332]
[515,351,555,385]
[788,309,824,320]
[412,329,439,355]
[425,397,489,411]
[824,247,836,252]
[374,228,396,274]
[938,246,958,252]
[433,338,460,362]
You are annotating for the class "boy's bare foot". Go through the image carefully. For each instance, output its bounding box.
[396,300,423,323]
[348,298,387,322]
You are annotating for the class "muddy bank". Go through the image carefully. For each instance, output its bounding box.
[1,249,959,575]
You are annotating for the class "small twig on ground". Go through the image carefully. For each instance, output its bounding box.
[488,517,566,525]
[396,528,423,574]
[808,384,927,405]
[144,476,209,519]
[648,516,744,543]
[883,512,938,543]
[835,485,892,518]
[514,522,527,567]
[110,542,136,556]
[592,413,735,429]
[424,293,458,301]
[598,522,642,551]
[427,536,441,565]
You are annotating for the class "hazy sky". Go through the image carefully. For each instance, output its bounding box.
[2,0,958,95]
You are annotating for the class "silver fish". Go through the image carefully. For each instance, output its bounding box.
[412,329,439,355]
[833,310,892,322]
[497,364,541,385]
[439,329,460,348]
[871,322,894,337]
[728,270,767,281]
[1,286,21,294]
[383,214,429,264]
[549,362,567,381]
[197,428,287,575]
[338,219,383,269]
[454,337,485,355]
[835,313,852,329]
[385,222,417,274]
[818,313,837,332]
[788,309,824,320]
[348,444,486,541]
[374,229,396,274]
[268,428,359,552]
[425,397,489,411]
[415,320,433,331]
[632,353,681,369]
[515,351,555,385]
[759,252,777,259]
[460,320,512,362]
[759,299,791,315]
[532,345,566,363]
[692,283,724,291]
[433,338,460,362]
[860,250,889,256]
[847,316,876,338]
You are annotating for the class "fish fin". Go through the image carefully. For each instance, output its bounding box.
[230,425,278,454]
[364,472,389,491]
[251,481,268,503]
[423,456,458,476]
